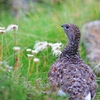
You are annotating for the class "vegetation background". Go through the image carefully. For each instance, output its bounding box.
[0,0,100,100]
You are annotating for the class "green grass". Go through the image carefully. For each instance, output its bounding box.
[0,0,100,99]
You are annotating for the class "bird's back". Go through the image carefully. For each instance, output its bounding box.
[48,56,97,100]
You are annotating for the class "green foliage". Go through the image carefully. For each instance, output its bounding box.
[0,71,27,100]
[0,0,100,100]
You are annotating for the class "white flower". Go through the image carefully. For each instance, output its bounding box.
[33,41,63,56]
[32,50,38,55]
[53,50,61,56]
[0,27,6,34]
[34,41,49,52]
[6,24,18,31]
[50,42,63,56]
[27,54,33,58]
[49,42,63,49]
[13,46,21,51]
[26,49,32,52]
[33,58,40,63]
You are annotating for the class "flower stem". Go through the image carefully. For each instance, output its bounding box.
[1,34,4,60]
[14,29,17,46]
[36,64,39,78]
[27,59,31,77]
[31,62,34,74]
[14,29,17,65]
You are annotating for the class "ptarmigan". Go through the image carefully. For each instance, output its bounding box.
[48,24,97,100]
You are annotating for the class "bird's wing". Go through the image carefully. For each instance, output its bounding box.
[60,64,90,99]
[79,64,97,99]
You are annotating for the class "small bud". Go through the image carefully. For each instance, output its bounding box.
[0,27,6,34]
[33,58,40,63]
[13,46,21,51]
[32,50,38,55]
[27,54,33,58]
[26,49,32,52]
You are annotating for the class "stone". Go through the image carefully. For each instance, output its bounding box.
[82,20,100,75]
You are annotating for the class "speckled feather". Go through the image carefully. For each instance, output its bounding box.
[48,24,97,100]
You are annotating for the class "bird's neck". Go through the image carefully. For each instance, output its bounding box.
[60,39,79,57]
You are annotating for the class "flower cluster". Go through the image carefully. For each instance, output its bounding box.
[26,48,39,63]
[0,24,18,34]
[49,42,63,56]
[34,41,63,56]
[26,41,63,64]
[34,41,49,53]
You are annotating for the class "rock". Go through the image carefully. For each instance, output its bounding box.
[82,20,100,75]
[11,0,29,16]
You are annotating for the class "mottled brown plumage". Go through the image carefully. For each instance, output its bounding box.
[48,24,97,100]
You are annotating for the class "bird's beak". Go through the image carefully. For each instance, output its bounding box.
[61,24,65,28]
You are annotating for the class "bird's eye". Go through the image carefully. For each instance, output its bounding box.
[66,26,69,29]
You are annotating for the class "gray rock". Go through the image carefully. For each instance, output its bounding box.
[82,20,100,75]
[11,0,29,16]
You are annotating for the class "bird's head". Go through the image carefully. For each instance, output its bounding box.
[61,24,80,42]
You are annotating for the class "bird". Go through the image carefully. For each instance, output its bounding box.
[48,24,97,100]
